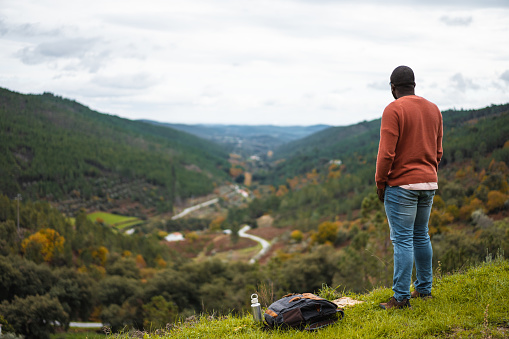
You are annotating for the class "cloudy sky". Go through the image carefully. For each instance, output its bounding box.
[1,0,508,126]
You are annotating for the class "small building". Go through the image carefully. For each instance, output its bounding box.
[234,185,249,198]
[165,232,185,242]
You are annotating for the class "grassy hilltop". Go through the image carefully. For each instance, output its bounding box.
[104,255,509,339]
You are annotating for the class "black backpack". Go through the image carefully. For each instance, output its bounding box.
[264,293,344,331]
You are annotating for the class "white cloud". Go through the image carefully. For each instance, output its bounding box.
[450,73,480,92]
[0,0,508,126]
[0,19,65,38]
[501,70,509,83]
[440,15,473,26]
[16,38,100,63]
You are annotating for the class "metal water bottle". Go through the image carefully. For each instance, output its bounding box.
[251,293,262,322]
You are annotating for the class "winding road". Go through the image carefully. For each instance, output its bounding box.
[171,198,219,220]
[169,193,271,264]
[239,225,271,264]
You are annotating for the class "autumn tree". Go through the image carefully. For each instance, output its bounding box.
[229,166,244,179]
[185,231,199,243]
[22,228,65,264]
[91,246,109,267]
[459,198,484,221]
[306,169,320,184]
[290,230,304,242]
[209,216,226,232]
[275,185,289,197]
[486,190,508,212]
[311,221,339,245]
[154,256,167,269]
[135,254,147,269]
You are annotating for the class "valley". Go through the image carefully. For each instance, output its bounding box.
[1,87,508,338]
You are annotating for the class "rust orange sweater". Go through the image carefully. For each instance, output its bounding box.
[375,95,443,189]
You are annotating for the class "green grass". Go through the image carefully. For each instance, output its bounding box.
[106,255,509,338]
[87,212,142,230]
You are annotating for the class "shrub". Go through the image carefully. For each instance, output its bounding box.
[486,190,508,212]
[0,294,68,339]
[290,230,303,242]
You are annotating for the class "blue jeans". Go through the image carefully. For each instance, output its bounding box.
[384,186,435,301]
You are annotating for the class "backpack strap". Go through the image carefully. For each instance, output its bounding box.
[301,293,324,301]
[265,309,277,318]
[288,293,325,303]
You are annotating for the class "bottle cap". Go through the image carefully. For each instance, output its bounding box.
[251,294,259,303]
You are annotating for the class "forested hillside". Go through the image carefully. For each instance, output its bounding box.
[0,95,508,338]
[0,88,229,215]
[252,103,509,221]
[269,103,509,185]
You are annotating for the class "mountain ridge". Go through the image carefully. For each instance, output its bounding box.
[140,120,331,157]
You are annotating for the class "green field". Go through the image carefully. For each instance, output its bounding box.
[87,212,143,230]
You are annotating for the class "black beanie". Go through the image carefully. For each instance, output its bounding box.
[390,66,415,86]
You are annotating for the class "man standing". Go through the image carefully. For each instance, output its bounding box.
[376,66,443,309]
